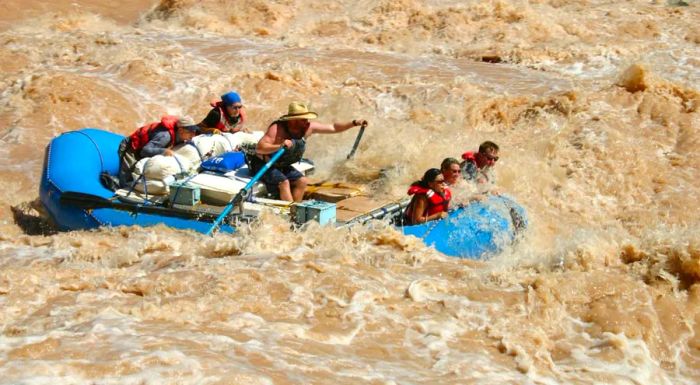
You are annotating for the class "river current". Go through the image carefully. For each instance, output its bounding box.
[1,1,699,384]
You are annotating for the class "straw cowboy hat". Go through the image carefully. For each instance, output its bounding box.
[278,102,318,121]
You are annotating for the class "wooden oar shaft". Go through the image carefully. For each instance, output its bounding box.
[60,192,223,221]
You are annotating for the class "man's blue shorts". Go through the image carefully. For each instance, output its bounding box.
[249,156,303,197]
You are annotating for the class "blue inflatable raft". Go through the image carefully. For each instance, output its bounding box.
[401,195,526,258]
[40,129,527,259]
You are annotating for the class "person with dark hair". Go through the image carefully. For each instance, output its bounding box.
[440,157,461,186]
[198,91,248,134]
[461,140,500,186]
[403,168,451,225]
[253,102,368,202]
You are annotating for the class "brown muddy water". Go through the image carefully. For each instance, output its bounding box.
[1,0,699,384]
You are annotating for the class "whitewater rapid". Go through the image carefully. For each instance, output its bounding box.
[1,0,699,384]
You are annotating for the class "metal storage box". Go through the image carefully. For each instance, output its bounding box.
[292,200,336,225]
[168,181,201,206]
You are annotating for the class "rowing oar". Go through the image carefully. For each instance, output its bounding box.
[206,147,286,236]
[60,191,221,221]
[346,121,367,160]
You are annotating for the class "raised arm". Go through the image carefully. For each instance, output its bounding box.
[309,119,367,134]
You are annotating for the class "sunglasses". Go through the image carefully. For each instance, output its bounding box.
[484,154,499,162]
[228,105,243,110]
[433,179,447,184]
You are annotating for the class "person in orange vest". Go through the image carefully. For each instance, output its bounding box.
[117,115,199,187]
[198,91,248,134]
[403,168,451,225]
[461,141,499,186]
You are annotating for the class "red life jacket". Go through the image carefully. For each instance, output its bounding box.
[404,184,451,223]
[210,101,245,132]
[462,151,476,165]
[128,115,178,153]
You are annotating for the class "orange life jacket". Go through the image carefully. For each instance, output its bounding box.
[128,115,178,153]
[404,184,451,223]
[210,101,245,132]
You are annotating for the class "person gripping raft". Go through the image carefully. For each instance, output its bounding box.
[198,91,248,134]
